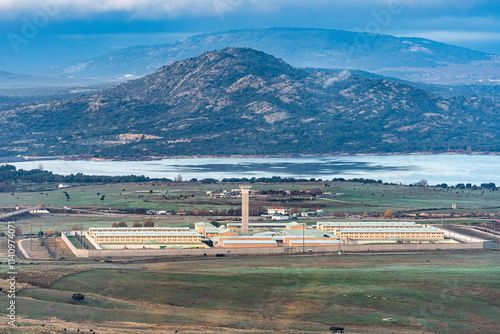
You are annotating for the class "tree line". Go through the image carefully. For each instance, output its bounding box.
[0,164,162,184]
[0,164,496,191]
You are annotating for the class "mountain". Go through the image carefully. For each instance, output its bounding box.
[0,71,114,107]
[2,47,499,158]
[0,71,100,88]
[46,28,500,85]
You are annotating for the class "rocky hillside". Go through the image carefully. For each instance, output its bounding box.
[2,47,499,158]
[46,28,500,84]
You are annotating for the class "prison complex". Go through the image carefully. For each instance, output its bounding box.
[317,222,444,241]
[82,186,445,249]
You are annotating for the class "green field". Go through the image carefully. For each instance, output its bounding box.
[1,181,500,215]
[1,252,499,333]
[0,216,207,239]
[1,180,498,243]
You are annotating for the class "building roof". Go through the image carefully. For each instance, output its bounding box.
[335,228,443,233]
[89,227,190,231]
[93,231,202,237]
[287,239,343,244]
[286,222,305,226]
[283,229,332,238]
[227,222,302,228]
[204,228,232,234]
[228,222,292,227]
[220,236,274,239]
[221,240,277,244]
[252,232,278,237]
[194,222,215,227]
[319,221,419,227]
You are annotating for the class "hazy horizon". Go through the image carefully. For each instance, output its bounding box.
[1,0,499,73]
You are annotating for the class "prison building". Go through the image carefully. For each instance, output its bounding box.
[194,222,238,238]
[218,236,278,248]
[194,222,215,234]
[332,227,444,241]
[204,228,237,238]
[88,227,191,238]
[227,222,305,232]
[283,237,344,247]
[90,230,204,245]
[317,221,422,232]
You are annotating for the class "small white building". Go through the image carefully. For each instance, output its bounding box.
[30,209,50,214]
[271,215,289,221]
[268,207,287,215]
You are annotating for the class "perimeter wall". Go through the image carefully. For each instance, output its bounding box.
[60,232,492,258]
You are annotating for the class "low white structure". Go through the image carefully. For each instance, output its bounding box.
[29,209,50,214]
[268,207,287,215]
[271,215,289,221]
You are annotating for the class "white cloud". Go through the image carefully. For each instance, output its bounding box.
[0,0,496,22]
[0,0,254,20]
[396,30,500,43]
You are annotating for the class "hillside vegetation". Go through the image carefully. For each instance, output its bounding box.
[1,48,499,158]
[46,27,500,85]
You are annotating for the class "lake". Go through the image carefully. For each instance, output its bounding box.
[4,154,499,186]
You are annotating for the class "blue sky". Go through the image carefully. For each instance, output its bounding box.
[1,0,499,73]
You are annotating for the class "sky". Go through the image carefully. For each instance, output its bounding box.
[0,0,499,73]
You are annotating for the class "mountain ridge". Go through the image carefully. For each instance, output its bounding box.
[2,47,499,158]
[45,27,500,84]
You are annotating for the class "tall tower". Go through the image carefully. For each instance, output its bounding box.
[239,185,252,235]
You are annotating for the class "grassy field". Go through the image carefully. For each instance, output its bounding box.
[1,180,498,242]
[0,216,208,239]
[1,252,499,333]
[1,181,500,215]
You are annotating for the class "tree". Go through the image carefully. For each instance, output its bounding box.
[37,203,45,208]
[143,218,154,227]
[210,221,221,228]
[174,174,183,182]
[383,209,394,219]
[45,229,53,237]
[117,221,128,227]
[14,227,22,236]
[111,222,119,227]
[132,221,143,227]
[416,179,428,187]
[72,293,85,303]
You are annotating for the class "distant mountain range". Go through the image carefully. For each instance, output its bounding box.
[45,28,500,85]
[0,71,96,88]
[0,71,113,106]
[2,48,498,158]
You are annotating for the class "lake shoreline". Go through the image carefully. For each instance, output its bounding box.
[3,151,500,163]
[4,154,500,186]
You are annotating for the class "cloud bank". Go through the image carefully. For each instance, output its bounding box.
[0,0,256,20]
[1,0,496,21]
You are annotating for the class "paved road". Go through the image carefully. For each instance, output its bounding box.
[0,207,39,221]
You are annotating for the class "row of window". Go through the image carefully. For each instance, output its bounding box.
[341,233,442,235]
[95,237,201,242]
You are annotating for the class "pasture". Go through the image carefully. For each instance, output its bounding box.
[0,252,499,333]
[1,181,499,215]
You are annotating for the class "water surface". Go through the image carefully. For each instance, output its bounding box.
[5,154,499,186]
